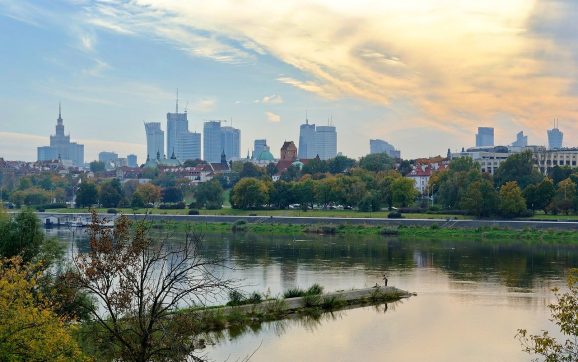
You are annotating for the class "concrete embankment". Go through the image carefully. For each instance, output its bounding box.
[37,211,578,231]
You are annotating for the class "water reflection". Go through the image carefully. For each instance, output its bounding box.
[48,228,578,362]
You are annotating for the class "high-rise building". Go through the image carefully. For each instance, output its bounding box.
[548,121,563,150]
[166,101,202,162]
[127,154,138,168]
[221,126,241,161]
[178,131,201,161]
[203,121,241,162]
[144,122,164,161]
[475,127,494,147]
[298,120,316,159]
[314,126,337,160]
[203,121,222,163]
[37,104,84,166]
[98,151,118,163]
[370,139,401,159]
[252,139,269,159]
[511,131,528,148]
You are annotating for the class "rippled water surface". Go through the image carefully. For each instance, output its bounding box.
[49,228,578,362]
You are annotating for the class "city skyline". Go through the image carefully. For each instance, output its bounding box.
[2,1,578,162]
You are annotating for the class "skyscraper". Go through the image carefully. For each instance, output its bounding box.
[511,131,528,148]
[475,127,494,147]
[314,125,337,160]
[252,139,269,159]
[298,119,316,159]
[144,122,164,161]
[99,151,118,163]
[127,154,138,168]
[548,121,563,150]
[370,139,401,158]
[203,121,222,163]
[166,98,201,162]
[178,131,201,161]
[220,126,241,161]
[37,104,84,166]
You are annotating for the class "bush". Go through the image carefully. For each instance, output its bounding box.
[188,209,199,215]
[387,211,403,219]
[302,294,322,308]
[430,224,440,230]
[428,205,441,212]
[380,227,400,236]
[306,284,324,295]
[107,208,118,214]
[283,288,306,298]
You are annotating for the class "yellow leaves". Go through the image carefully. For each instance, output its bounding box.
[0,258,88,362]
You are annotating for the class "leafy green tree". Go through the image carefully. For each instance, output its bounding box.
[549,166,573,185]
[98,178,123,208]
[314,177,340,207]
[134,183,161,205]
[461,179,498,217]
[517,268,578,362]
[270,181,295,209]
[302,158,329,175]
[398,160,413,176]
[281,165,302,182]
[358,192,381,212]
[161,186,183,203]
[131,192,145,208]
[375,171,401,210]
[194,180,224,209]
[239,162,264,179]
[0,209,45,262]
[390,177,418,207]
[89,160,106,173]
[327,155,356,174]
[552,178,577,215]
[524,178,555,212]
[292,178,315,209]
[265,162,278,176]
[494,150,543,189]
[10,187,51,206]
[359,153,394,172]
[433,157,483,209]
[498,181,527,218]
[230,178,269,209]
[76,182,98,208]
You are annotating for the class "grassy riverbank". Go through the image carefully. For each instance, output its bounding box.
[172,221,578,242]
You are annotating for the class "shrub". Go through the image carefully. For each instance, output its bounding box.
[305,283,324,296]
[302,294,322,308]
[107,208,118,214]
[283,288,306,298]
[188,209,200,215]
[430,224,440,230]
[380,227,400,236]
[387,211,403,219]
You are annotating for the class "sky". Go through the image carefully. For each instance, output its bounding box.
[1,0,577,163]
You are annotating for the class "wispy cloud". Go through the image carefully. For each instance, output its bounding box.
[254,94,284,104]
[266,111,281,123]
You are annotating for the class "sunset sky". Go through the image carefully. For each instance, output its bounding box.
[1,0,577,162]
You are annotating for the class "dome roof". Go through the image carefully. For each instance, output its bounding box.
[257,150,275,161]
[292,160,304,169]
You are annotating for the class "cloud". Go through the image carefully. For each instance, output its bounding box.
[78,0,578,141]
[254,95,284,104]
[82,58,110,77]
[188,98,217,113]
[79,33,95,52]
[266,111,281,123]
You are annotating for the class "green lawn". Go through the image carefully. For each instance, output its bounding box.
[41,207,469,219]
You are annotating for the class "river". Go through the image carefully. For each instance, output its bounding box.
[47,228,578,362]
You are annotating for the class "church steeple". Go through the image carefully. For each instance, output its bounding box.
[55,102,65,136]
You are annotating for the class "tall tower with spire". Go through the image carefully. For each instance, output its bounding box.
[298,114,316,159]
[37,103,84,166]
[166,90,201,162]
[547,119,563,150]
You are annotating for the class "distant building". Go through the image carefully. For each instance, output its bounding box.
[548,121,563,150]
[98,151,118,163]
[127,154,138,168]
[221,126,241,161]
[511,131,528,148]
[451,146,510,175]
[369,139,401,159]
[475,127,494,147]
[203,121,240,163]
[297,118,337,160]
[534,148,578,174]
[144,122,165,162]
[298,120,317,159]
[252,139,269,160]
[280,141,298,161]
[37,104,84,166]
[166,105,201,162]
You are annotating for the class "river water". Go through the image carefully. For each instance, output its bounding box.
[48,228,578,362]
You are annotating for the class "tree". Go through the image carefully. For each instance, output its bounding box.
[327,155,356,174]
[0,209,45,262]
[302,158,328,175]
[390,177,418,207]
[70,213,232,362]
[292,178,315,209]
[358,192,381,212]
[498,181,527,218]
[314,177,340,208]
[161,186,184,203]
[134,183,161,205]
[230,178,269,209]
[270,181,295,209]
[99,178,123,208]
[182,159,203,168]
[494,150,543,189]
[552,178,577,215]
[89,161,106,173]
[359,153,393,172]
[517,268,578,362]
[0,258,86,361]
[524,178,555,212]
[398,160,413,176]
[433,158,483,209]
[194,180,224,209]
[265,162,278,177]
[239,162,264,179]
[76,182,98,208]
[280,165,301,182]
[461,179,498,217]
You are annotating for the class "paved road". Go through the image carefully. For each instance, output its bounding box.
[36,212,578,230]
